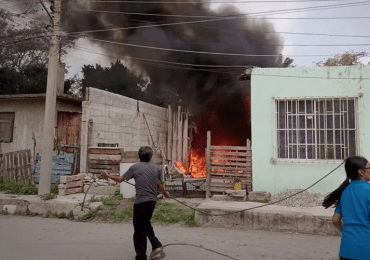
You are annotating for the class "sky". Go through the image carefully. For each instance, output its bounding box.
[4,0,370,78]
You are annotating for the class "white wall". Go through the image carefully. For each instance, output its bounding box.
[80,88,168,173]
[251,65,370,195]
[0,98,81,159]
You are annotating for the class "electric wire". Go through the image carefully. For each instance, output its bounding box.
[78,36,355,57]
[116,161,344,216]
[73,45,242,75]
[87,0,360,3]
[162,243,240,260]
[65,1,370,36]
[72,9,370,20]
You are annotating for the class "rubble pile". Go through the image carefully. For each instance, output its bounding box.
[271,189,325,207]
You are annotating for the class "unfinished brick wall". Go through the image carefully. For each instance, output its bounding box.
[80,88,168,173]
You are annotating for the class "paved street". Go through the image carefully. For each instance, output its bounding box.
[0,215,340,260]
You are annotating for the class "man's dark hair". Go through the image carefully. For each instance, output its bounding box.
[138,146,153,162]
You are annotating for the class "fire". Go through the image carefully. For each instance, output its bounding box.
[189,150,206,178]
[175,149,206,178]
[175,161,187,173]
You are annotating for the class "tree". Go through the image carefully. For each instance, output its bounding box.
[0,9,76,94]
[81,60,147,100]
[0,66,47,95]
[315,51,368,67]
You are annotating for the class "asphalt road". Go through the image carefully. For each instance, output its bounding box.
[0,215,341,260]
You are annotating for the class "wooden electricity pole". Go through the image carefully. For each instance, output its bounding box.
[39,0,62,195]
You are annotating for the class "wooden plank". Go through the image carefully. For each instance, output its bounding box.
[211,164,251,171]
[206,131,211,198]
[26,150,32,182]
[211,161,248,167]
[211,151,249,157]
[167,105,172,161]
[89,154,122,161]
[90,168,119,174]
[89,159,121,165]
[89,164,120,170]
[182,110,188,166]
[121,158,140,163]
[211,177,251,183]
[210,145,250,151]
[171,112,177,163]
[211,156,250,162]
[210,171,252,177]
[177,106,182,162]
[89,148,123,155]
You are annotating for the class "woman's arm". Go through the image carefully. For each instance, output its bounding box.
[332,212,343,232]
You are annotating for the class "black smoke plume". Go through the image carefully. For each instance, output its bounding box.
[62,0,283,147]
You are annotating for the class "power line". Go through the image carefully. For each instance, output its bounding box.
[79,36,356,57]
[73,45,243,75]
[86,0,359,3]
[71,9,370,20]
[65,1,370,36]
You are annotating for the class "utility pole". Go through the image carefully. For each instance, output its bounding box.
[38,0,61,195]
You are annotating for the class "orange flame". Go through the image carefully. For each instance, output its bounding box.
[189,150,206,178]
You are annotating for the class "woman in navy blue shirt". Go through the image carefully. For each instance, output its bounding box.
[323,156,370,260]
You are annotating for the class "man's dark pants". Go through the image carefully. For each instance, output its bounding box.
[133,200,162,260]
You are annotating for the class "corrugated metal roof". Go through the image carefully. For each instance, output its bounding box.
[0,93,83,103]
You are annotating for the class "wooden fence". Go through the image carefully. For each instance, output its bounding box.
[206,131,252,198]
[0,149,32,182]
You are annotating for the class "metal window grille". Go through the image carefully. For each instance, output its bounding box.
[276,97,358,160]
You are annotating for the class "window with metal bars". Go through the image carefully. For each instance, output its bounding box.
[276,97,358,160]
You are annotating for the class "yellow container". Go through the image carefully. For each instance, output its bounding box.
[234,182,242,190]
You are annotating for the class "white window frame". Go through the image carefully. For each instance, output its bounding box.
[274,96,359,162]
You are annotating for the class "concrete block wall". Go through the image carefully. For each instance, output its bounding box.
[80,88,168,173]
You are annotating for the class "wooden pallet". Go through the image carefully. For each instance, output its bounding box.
[0,149,32,183]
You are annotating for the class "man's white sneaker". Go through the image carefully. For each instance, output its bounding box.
[150,247,166,259]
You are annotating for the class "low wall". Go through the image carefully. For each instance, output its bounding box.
[195,201,339,236]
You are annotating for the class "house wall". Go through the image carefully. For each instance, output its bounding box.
[0,98,81,159]
[251,65,370,195]
[80,88,168,173]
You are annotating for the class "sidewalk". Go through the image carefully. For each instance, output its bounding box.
[0,192,339,236]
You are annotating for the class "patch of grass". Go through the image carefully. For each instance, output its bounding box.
[100,190,123,207]
[74,191,196,227]
[89,195,100,203]
[152,200,197,227]
[0,180,38,195]
[58,212,67,219]
[253,198,270,203]
[79,209,99,221]
[50,185,59,195]
[67,210,74,220]
[39,193,57,200]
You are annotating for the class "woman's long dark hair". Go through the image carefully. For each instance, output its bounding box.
[322,156,368,208]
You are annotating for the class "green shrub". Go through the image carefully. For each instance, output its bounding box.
[67,210,74,220]
[50,185,59,195]
[0,180,38,195]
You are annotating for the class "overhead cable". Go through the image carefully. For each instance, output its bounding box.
[65,1,370,35]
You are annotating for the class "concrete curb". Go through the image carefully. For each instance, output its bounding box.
[195,200,340,236]
[0,192,104,219]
